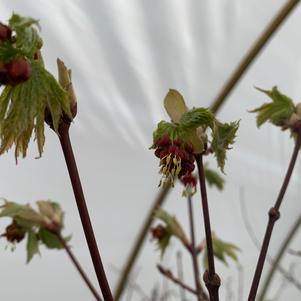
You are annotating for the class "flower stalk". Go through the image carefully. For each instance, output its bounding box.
[195,153,220,301]
[187,195,208,301]
[58,121,113,301]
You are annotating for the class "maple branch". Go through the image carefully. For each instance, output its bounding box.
[248,129,301,301]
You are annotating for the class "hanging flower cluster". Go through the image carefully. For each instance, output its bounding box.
[151,90,239,187]
[154,134,195,186]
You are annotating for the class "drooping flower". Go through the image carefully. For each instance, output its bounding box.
[153,134,195,187]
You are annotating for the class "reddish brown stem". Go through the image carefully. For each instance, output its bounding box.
[57,233,102,301]
[157,264,197,295]
[187,196,208,301]
[195,154,220,301]
[247,129,301,301]
[58,122,114,301]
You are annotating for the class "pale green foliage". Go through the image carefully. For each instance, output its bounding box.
[250,87,295,127]
[164,89,188,123]
[180,108,215,130]
[0,14,71,160]
[0,61,71,160]
[211,120,239,173]
[204,167,225,190]
[155,208,189,257]
[9,14,42,59]
[0,200,69,262]
[0,14,41,63]
[203,234,239,268]
[152,120,179,144]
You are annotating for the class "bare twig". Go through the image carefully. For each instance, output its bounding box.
[210,0,300,113]
[187,195,208,301]
[58,121,113,301]
[176,251,186,301]
[195,154,220,301]
[57,233,102,301]
[157,264,197,295]
[258,214,301,300]
[248,129,301,301]
[240,188,301,292]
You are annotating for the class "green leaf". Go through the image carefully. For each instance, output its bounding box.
[0,60,71,160]
[0,202,29,218]
[204,167,225,190]
[164,89,188,123]
[250,87,295,127]
[211,120,239,173]
[9,14,42,58]
[203,235,240,269]
[155,208,189,247]
[0,42,25,63]
[37,200,64,227]
[152,120,180,145]
[26,231,39,263]
[179,108,215,131]
[38,228,64,249]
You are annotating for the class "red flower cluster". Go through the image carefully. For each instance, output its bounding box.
[1,221,25,244]
[150,224,167,241]
[153,135,195,186]
[0,23,32,85]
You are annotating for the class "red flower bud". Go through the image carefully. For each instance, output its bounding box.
[181,173,197,187]
[5,58,32,84]
[151,225,167,240]
[155,135,171,147]
[1,221,26,243]
[0,23,12,41]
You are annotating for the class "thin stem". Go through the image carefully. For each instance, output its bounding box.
[113,181,171,301]
[157,264,197,296]
[112,2,300,298]
[210,0,300,113]
[57,233,102,301]
[176,251,186,301]
[187,195,207,301]
[195,154,220,301]
[240,187,301,291]
[258,214,301,301]
[58,122,114,301]
[247,130,301,301]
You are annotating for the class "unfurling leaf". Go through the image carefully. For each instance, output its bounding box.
[9,14,42,58]
[37,201,64,227]
[250,87,295,128]
[152,121,180,145]
[203,234,240,269]
[164,89,188,123]
[211,120,239,173]
[38,228,63,249]
[180,108,215,131]
[0,60,71,160]
[26,230,39,263]
[204,167,225,190]
[155,208,189,249]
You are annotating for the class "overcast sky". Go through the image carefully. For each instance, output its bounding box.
[1,1,301,300]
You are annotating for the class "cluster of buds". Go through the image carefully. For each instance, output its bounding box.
[1,220,26,244]
[181,173,197,197]
[0,22,31,85]
[154,135,195,186]
[150,224,167,241]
